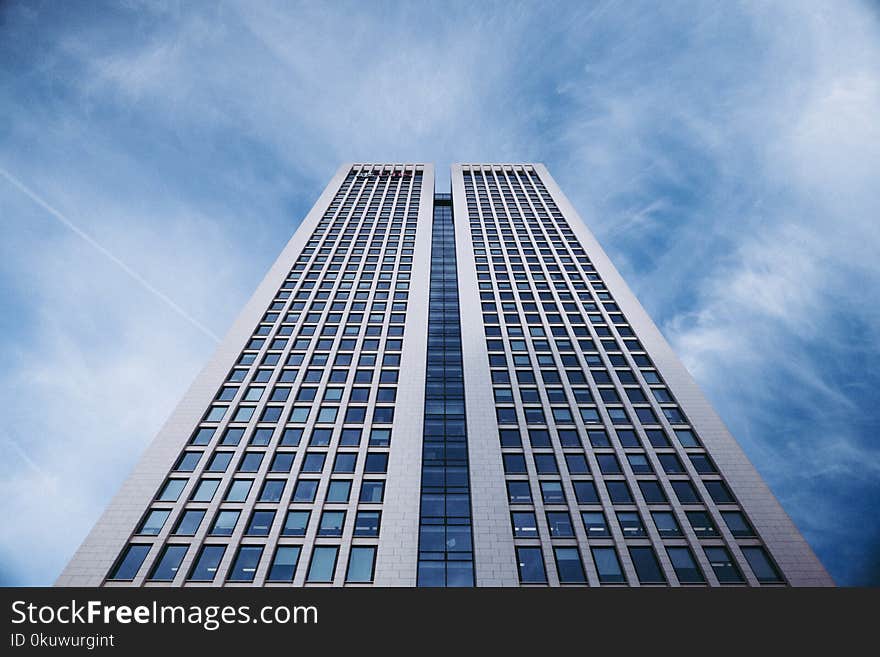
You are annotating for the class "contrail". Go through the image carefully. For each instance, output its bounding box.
[2,434,50,480]
[0,167,221,343]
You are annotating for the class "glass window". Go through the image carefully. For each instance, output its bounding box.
[547,511,575,537]
[516,547,547,584]
[507,480,532,504]
[554,547,586,584]
[617,511,646,537]
[503,454,527,474]
[228,546,263,582]
[637,480,666,504]
[301,453,326,473]
[237,453,263,472]
[704,546,744,584]
[512,512,538,538]
[671,480,701,504]
[148,545,188,581]
[592,547,626,584]
[108,544,150,581]
[292,479,319,502]
[267,546,301,582]
[359,480,385,503]
[373,407,395,423]
[246,510,275,536]
[534,453,558,474]
[309,428,332,446]
[318,510,345,536]
[651,511,682,538]
[157,479,186,502]
[686,510,719,538]
[597,454,621,474]
[626,453,652,474]
[581,511,610,537]
[500,429,521,447]
[607,481,633,504]
[674,429,700,447]
[306,546,339,582]
[190,427,215,445]
[189,545,226,581]
[282,510,310,536]
[221,428,245,446]
[616,429,641,448]
[270,453,295,473]
[225,479,252,502]
[629,546,666,584]
[259,479,285,502]
[573,481,600,504]
[721,511,755,537]
[346,546,376,583]
[281,428,303,446]
[326,480,352,502]
[190,479,220,502]
[540,480,565,504]
[364,453,388,473]
[645,430,670,447]
[175,451,202,472]
[742,546,783,583]
[137,510,170,536]
[658,453,684,474]
[667,546,705,584]
[333,453,357,473]
[369,428,391,446]
[173,509,205,536]
[209,510,239,536]
[354,511,380,537]
[705,480,736,505]
[689,454,717,474]
[206,452,233,472]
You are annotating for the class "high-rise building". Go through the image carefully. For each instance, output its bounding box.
[58,163,832,587]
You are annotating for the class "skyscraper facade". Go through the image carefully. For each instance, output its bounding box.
[58,163,832,587]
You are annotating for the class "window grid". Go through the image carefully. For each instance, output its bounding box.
[106,164,423,586]
[461,163,781,587]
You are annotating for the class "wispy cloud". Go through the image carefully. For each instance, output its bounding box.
[0,168,221,342]
[0,0,878,585]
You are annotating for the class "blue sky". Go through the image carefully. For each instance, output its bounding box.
[1,0,878,586]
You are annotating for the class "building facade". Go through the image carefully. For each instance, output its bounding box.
[57,163,832,587]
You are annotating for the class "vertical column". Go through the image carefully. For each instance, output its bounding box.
[415,193,476,586]
[374,165,434,586]
[451,165,520,586]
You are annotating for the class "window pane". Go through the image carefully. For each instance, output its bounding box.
[282,510,310,536]
[704,546,744,584]
[742,546,783,583]
[209,510,239,536]
[629,546,666,584]
[189,545,226,581]
[228,546,263,582]
[108,544,150,581]
[517,547,547,584]
[157,479,186,502]
[346,547,376,582]
[148,545,188,581]
[554,547,586,584]
[174,510,206,536]
[246,510,275,536]
[667,546,705,584]
[592,547,625,584]
[581,511,610,537]
[267,546,301,582]
[137,510,170,536]
[307,546,338,582]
